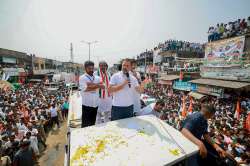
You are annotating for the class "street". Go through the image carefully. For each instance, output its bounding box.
[38,122,67,166]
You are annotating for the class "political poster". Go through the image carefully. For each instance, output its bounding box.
[205,36,245,66]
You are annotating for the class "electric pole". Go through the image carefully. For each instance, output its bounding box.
[80,40,98,61]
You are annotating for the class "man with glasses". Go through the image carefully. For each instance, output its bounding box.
[109,59,140,121]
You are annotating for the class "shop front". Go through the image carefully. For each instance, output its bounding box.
[189,78,250,98]
[2,68,27,83]
[196,85,224,97]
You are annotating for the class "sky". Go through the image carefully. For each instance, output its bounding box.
[0,0,250,66]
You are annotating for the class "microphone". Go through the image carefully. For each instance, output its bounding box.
[125,72,131,88]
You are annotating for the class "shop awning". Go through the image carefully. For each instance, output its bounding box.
[189,78,250,89]
[157,75,179,81]
[188,91,206,99]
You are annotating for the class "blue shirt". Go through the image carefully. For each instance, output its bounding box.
[50,107,58,117]
[182,112,208,140]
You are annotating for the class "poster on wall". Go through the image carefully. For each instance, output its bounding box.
[205,36,245,66]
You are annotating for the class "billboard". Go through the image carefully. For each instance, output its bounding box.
[205,36,245,66]
[202,36,250,81]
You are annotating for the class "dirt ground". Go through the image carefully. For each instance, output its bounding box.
[38,121,67,166]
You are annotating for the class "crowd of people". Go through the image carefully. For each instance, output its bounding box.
[144,82,250,165]
[208,16,250,42]
[0,82,70,166]
[136,40,204,61]
[136,50,153,59]
[2,58,248,166]
[155,40,204,53]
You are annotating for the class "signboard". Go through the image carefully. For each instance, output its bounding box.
[205,36,245,66]
[173,81,197,91]
[200,66,250,81]
[197,85,224,97]
[33,69,58,75]
[2,57,16,64]
[2,68,21,76]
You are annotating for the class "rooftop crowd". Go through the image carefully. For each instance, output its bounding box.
[144,81,250,165]
[208,16,250,42]
[155,40,204,53]
[136,50,154,59]
[136,40,204,61]
[0,82,70,166]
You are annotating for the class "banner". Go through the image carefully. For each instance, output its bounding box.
[173,80,197,91]
[205,36,245,66]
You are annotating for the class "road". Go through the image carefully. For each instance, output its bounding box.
[38,121,67,166]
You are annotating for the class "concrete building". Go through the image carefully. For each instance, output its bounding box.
[0,48,32,70]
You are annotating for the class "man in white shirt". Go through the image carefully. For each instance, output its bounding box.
[79,61,104,127]
[95,61,112,124]
[109,59,140,121]
[136,100,164,119]
[50,103,60,129]
[25,131,39,156]
[16,117,29,133]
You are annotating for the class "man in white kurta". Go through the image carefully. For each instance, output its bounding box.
[95,61,112,124]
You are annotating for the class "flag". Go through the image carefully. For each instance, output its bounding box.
[179,70,183,81]
[181,96,187,117]
[188,96,193,113]
[234,99,241,120]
